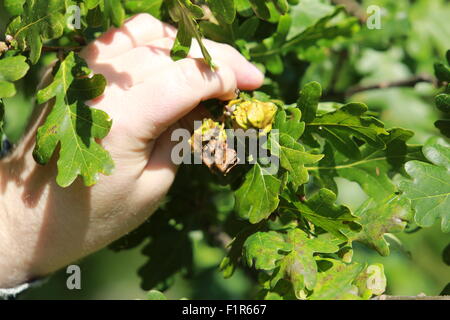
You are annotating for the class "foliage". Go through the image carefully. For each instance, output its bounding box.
[0,0,449,300]
[434,50,450,138]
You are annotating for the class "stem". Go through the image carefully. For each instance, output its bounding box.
[206,225,232,251]
[346,75,435,97]
[42,45,83,53]
[329,49,349,93]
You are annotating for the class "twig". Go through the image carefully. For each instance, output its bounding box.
[42,45,83,53]
[329,49,349,93]
[207,225,232,251]
[346,75,435,97]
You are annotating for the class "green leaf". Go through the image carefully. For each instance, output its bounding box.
[400,137,450,232]
[312,128,422,201]
[124,0,163,18]
[309,259,365,300]
[8,0,65,64]
[33,52,113,187]
[298,81,322,123]
[243,231,292,270]
[238,17,260,41]
[0,55,29,82]
[352,264,387,299]
[271,229,340,297]
[251,6,356,59]
[67,74,107,102]
[265,54,283,74]
[207,0,236,25]
[3,0,26,16]
[219,226,257,278]
[442,243,450,266]
[273,107,304,140]
[235,0,252,16]
[434,54,450,138]
[147,290,167,300]
[305,102,389,159]
[434,84,450,138]
[285,188,361,239]
[287,0,334,37]
[436,92,450,113]
[271,0,288,15]
[248,0,271,20]
[85,0,101,10]
[346,195,412,256]
[435,120,450,139]
[235,163,283,223]
[441,283,450,296]
[271,131,323,188]
[0,81,16,98]
[0,55,29,98]
[199,21,232,44]
[434,62,450,82]
[168,0,213,67]
[171,20,193,61]
[104,0,126,28]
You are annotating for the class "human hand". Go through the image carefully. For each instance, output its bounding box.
[0,14,263,288]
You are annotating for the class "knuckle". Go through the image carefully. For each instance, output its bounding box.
[130,13,155,25]
[175,59,203,90]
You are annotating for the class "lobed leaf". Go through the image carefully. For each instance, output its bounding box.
[305,102,389,159]
[346,195,412,256]
[207,0,236,25]
[33,52,113,187]
[235,163,283,223]
[284,188,361,239]
[400,137,450,232]
[243,231,292,270]
[0,55,29,98]
[8,0,65,64]
[270,229,340,298]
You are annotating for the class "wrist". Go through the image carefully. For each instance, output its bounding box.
[0,160,37,288]
[0,128,55,288]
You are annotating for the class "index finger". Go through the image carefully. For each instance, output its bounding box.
[81,14,176,62]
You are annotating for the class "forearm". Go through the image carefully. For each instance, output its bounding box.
[0,110,51,288]
[0,107,161,288]
[0,112,88,288]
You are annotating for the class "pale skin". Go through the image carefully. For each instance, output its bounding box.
[0,14,264,288]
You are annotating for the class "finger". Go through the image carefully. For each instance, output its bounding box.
[81,13,176,62]
[128,58,237,138]
[87,45,174,89]
[178,105,212,132]
[110,37,264,90]
[134,125,178,204]
[136,106,211,195]
[190,40,264,90]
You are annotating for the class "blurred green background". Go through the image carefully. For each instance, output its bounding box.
[0,0,449,299]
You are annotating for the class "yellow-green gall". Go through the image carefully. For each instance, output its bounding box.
[227,98,277,133]
[197,119,226,141]
[189,119,227,152]
[0,42,8,55]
